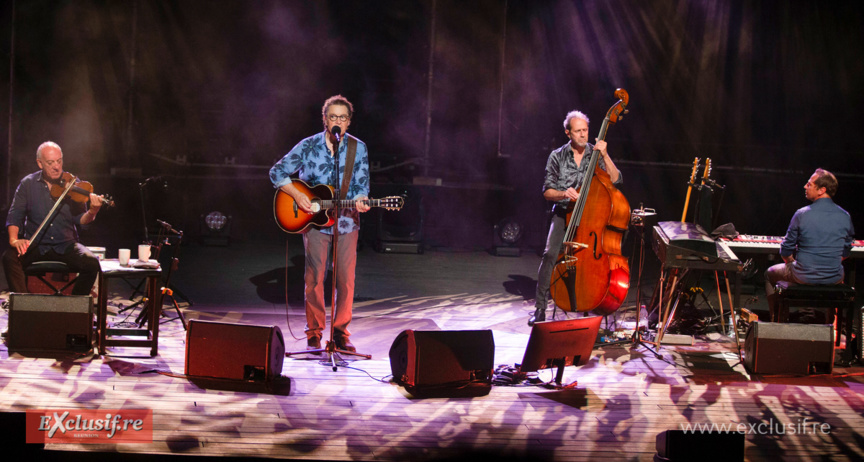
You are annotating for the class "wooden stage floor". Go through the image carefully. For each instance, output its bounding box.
[1,240,863,461]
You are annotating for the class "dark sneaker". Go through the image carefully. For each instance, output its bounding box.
[335,337,356,352]
[528,308,546,326]
[306,336,321,350]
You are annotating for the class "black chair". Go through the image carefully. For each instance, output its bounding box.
[23,261,80,295]
[773,281,856,352]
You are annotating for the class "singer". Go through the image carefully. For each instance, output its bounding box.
[269,95,370,353]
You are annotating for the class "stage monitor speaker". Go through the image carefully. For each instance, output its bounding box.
[656,430,744,461]
[389,329,494,397]
[7,294,93,352]
[743,322,834,374]
[185,320,285,382]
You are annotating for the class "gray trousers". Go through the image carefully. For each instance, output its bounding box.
[535,214,567,311]
[303,228,358,340]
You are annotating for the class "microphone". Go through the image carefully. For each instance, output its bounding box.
[331,126,342,143]
[156,219,181,235]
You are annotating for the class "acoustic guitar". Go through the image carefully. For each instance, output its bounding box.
[273,179,403,234]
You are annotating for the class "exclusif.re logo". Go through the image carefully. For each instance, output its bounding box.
[26,409,153,444]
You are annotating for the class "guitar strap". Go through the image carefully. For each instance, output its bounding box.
[339,136,357,200]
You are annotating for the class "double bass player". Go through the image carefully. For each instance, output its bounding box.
[530,110,622,326]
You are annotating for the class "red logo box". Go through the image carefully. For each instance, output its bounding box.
[26,409,153,444]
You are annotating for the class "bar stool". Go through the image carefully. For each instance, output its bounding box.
[24,261,80,295]
[773,281,856,349]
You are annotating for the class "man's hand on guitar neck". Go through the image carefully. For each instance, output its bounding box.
[281,183,314,213]
[356,196,370,213]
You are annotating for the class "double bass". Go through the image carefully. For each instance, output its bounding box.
[549,89,631,316]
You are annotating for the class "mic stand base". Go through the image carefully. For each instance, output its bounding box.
[285,340,371,372]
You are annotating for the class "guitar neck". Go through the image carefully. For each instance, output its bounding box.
[317,198,384,209]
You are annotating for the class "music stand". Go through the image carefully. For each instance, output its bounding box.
[520,316,602,386]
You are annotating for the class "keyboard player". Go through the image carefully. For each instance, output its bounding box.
[764,169,855,317]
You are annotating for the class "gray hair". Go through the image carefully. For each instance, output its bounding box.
[36,141,61,160]
[563,111,589,130]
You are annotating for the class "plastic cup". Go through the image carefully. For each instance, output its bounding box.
[118,248,131,266]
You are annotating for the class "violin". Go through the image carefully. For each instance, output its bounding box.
[23,172,115,257]
[49,171,115,207]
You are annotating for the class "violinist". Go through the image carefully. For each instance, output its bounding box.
[530,110,622,326]
[2,141,103,296]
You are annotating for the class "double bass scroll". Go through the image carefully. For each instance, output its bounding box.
[549,89,632,316]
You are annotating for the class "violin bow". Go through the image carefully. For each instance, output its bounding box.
[23,174,78,256]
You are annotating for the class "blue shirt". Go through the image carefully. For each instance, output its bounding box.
[270,132,370,235]
[543,142,623,214]
[781,197,855,284]
[6,170,87,254]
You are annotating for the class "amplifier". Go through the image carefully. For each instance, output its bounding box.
[7,294,93,352]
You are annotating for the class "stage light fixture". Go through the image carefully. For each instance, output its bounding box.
[200,211,232,246]
[493,217,523,257]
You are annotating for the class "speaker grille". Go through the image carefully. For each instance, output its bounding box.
[7,294,93,351]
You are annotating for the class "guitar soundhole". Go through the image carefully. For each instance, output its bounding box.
[310,202,321,213]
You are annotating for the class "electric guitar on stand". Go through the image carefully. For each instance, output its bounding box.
[273,179,403,234]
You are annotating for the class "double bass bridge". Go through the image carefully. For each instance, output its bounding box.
[562,241,588,269]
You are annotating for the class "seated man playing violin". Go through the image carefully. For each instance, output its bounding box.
[2,141,103,296]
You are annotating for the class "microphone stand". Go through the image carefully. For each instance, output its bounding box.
[139,178,150,244]
[118,178,153,304]
[286,128,371,369]
[135,220,188,330]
